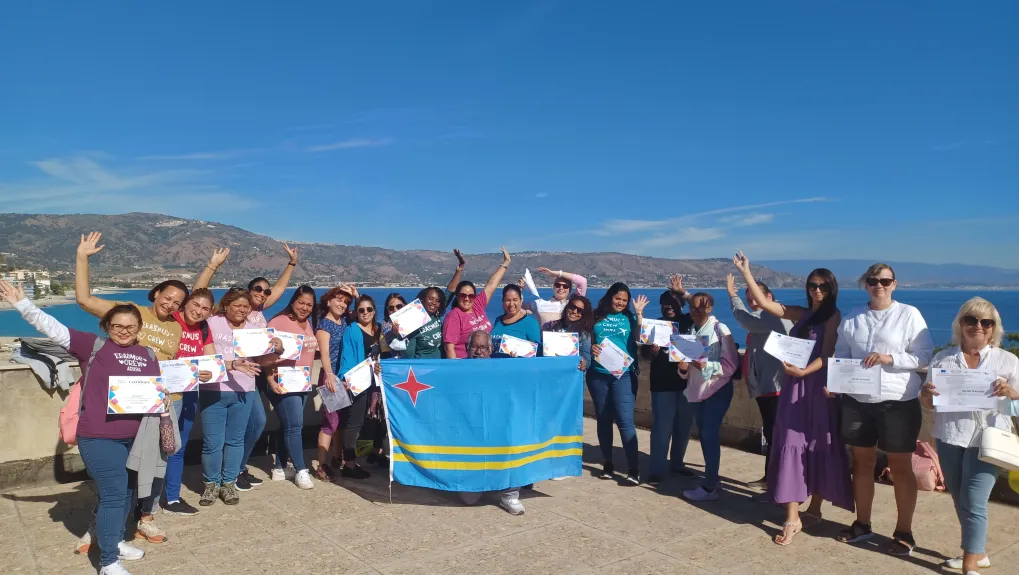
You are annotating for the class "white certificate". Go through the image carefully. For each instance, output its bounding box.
[277,366,312,393]
[639,319,676,346]
[390,299,431,338]
[498,334,539,358]
[932,368,998,411]
[668,335,709,363]
[189,354,228,383]
[107,376,166,414]
[343,358,375,396]
[233,328,275,358]
[319,383,352,413]
[543,332,580,357]
[596,338,634,379]
[274,331,305,361]
[826,358,881,394]
[763,332,816,369]
[159,359,199,393]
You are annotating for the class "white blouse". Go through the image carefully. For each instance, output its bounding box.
[835,301,934,402]
[930,346,1019,449]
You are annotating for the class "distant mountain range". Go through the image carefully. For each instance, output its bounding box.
[0,213,802,288]
[760,260,1019,289]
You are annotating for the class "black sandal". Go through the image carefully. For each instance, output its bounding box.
[888,530,915,557]
[836,521,873,544]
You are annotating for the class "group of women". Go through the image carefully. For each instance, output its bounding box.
[0,234,1016,575]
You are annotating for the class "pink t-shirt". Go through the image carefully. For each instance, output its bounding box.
[267,314,318,368]
[441,291,493,359]
[247,310,267,329]
[206,315,257,392]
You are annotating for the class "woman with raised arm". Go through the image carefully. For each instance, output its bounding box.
[833,263,934,555]
[521,266,589,325]
[200,289,282,508]
[1,280,169,575]
[337,295,384,478]
[404,287,447,359]
[734,252,853,544]
[266,285,319,489]
[442,247,512,359]
[313,285,356,481]
[588,284,649,485]
[921,298,1019,575]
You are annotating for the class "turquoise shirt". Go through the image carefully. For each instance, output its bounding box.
[592,312,635,374]
[491,313,542,358]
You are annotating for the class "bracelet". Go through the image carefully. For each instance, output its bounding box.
[457,265,464,270]
[287,262,296,267]
[500,263,509,269]
[205,265,217,271]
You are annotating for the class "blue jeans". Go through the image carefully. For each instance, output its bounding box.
[267,389,309,471]
[240,388,267,472]
[690,382,733,490]
[586,369,638,471]
[78,437,134,567]
[140,392,198,512]
[200,390,252,485]
[650,390,694,477]
[936,440,999,554]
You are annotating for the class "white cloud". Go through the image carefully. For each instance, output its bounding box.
[719,212,775,227]
[638,227,726,248]
[598,197,827,236]
[306,138,394,152]
[139,149,256,161]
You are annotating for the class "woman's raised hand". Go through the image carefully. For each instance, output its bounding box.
[78,232,105,259]
[208,247,230,269]
[733,251,751,274]
[501,246,511,265]
[283,243,299,265]
[454,248,466,267]
[0,279,26,304]
[633,294,650,315]
[669,274,685,293]
[726,273,737,298]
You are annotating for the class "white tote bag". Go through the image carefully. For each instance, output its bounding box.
[978,417,1019,471]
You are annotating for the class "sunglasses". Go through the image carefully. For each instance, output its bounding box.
[357,307,374,314]
[807,282,829,293]
[962,315,996,329]
[458,293,476,300]
[565,304,585,313]
[553,282,570,290]
[866,277,894,288]
[250,285,272,296]
[387,304,404,312]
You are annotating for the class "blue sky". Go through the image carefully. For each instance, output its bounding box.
[1,2,1016,267]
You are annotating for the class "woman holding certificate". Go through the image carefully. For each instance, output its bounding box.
[202,289,283,507]
[734,253,853,543]
[921,298,1019,574]
[542,294,594,371]
[314,285,356,481]
[442,247,512,359]
[491,284,542,358]
[266,286,319,490]
[405,287,447,359]
[1,280,164,575]
[337,295,384,479]
[834,264,934,554]
[589,283,649,485]
[381,293,409,359]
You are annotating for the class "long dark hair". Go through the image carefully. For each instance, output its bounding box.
[383,293,407,322]
[354,294,381,345]
[449,280,477,311]
[148,279,189,303]
[561,294,594,335]
[795,268,839,338]
[594,282,634,323]
[273,284,318,329]
[416,286,447,318]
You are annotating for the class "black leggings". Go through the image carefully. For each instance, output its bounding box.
[341,390,369,461]
[756,395,780,479]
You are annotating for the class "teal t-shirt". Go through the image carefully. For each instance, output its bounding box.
[592,312,633,374]
[491,314,542,358]
[405,316,443,359]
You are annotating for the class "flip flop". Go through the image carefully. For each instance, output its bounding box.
[888,530,915,557]
[774,520,802,546]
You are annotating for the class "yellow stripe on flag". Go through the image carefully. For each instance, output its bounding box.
[393,448,583,470]
[393,435,583,455]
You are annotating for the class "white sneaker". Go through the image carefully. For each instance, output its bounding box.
[682,486,720,502]
[550,476,568,481]
[117,541,145,561]
[74,521,94,554]
[945,556,991,570]
[295,469,315,490]
[499,497,525,515]
[99,561,133,575]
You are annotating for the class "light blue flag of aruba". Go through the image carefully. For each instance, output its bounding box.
[380,357,584,492]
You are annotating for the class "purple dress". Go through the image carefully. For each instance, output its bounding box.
[767,315,854,511]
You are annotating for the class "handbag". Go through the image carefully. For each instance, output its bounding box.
[978,423,1019,471]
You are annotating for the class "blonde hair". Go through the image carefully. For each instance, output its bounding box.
[858,263,895,287]
[951,297,1004,347]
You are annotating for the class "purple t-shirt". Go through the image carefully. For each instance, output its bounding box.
[441,291,493,359]
[71,329,160,440]
[207,315,258,392]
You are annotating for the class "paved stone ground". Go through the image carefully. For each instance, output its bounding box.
[4,420,1019,575]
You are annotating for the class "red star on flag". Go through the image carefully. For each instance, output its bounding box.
[394,367,433,406]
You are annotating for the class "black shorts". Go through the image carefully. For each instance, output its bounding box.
[840,395,922,454]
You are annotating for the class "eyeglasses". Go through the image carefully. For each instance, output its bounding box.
[866,277,894,288]
[470,345,492,351]
[806,282,829,293]
[357,307,374,314]
[387,304,404,312]
[553,282,570,290]
[109,324,140,334]
[458,293,476,301]
[565,304,584,314]
[250,286,272,296]
[963,315,996,329]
